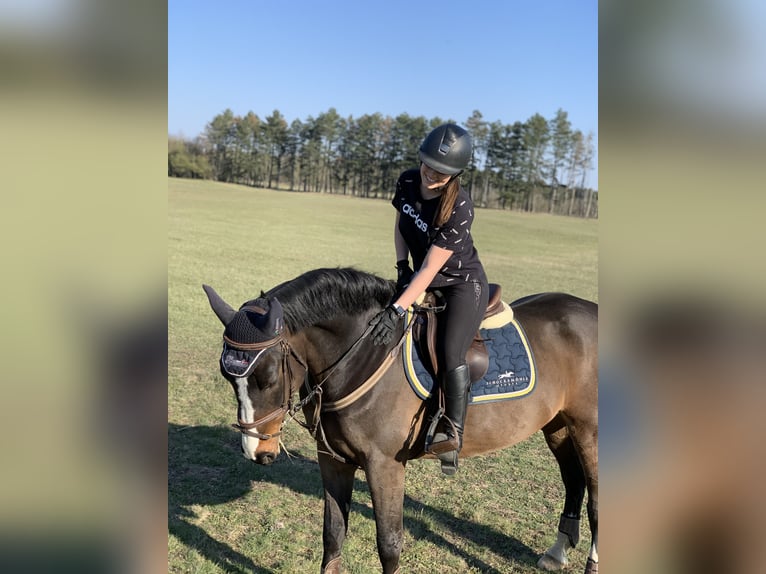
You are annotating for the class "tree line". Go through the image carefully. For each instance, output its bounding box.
[169,108,597,218]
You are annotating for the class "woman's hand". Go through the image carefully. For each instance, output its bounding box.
[369,305,404,346]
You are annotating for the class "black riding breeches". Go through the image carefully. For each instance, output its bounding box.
[432,280,489,374]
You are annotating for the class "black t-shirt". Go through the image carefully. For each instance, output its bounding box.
[392,169,486,288]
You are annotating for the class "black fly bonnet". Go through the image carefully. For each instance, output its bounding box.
[220,298,285,378]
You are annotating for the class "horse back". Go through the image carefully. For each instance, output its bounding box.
[512,292,597,343]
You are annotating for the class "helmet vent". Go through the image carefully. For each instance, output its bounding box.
[419,123,472,174]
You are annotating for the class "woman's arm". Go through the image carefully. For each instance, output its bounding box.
[393,244,452,309]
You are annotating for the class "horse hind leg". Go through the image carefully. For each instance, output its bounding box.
[572,419,598,574]
[537,418,587,572]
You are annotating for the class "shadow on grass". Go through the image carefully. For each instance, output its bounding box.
[169,422,277,574]
[169,423,539,573]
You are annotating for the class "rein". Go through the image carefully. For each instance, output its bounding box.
[228,311,416,463]
[288,315,414,463]
[293,311,415,416]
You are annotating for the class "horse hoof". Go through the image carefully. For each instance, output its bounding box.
[321,557,342,573]
[584,557,598,574]
[537,553,566,571]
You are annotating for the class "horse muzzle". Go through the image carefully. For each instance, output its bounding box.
[241,435,280,464]
[236,418,282,463]
[255,451,277,465]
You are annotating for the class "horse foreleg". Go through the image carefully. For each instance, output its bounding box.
[364,457,406,574]
[538,421,586,571]
[318,453,357,574]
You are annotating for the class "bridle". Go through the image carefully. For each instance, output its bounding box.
[225,332,307,441]
[225,310,415,459]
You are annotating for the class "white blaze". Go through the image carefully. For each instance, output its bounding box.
[235,377,259,459]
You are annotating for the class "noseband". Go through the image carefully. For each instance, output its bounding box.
[224,332,307,441]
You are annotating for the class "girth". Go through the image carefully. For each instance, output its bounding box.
[413,283,503,383]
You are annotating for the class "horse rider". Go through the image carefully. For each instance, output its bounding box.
[369,123,490,475]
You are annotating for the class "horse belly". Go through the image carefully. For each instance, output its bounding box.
[460,401,555,457]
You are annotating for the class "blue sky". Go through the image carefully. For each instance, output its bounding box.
[169,0,598,187]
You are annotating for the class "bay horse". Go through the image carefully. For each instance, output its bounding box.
[203,267,598,574]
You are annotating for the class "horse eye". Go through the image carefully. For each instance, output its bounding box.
[254,361,279,390]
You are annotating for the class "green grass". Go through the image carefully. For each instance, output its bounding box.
[169,177,598,573]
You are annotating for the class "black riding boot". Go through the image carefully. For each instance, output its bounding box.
[428,364,471,475]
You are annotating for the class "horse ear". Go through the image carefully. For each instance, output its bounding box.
[264,297,284,336]
[202,284,236,326]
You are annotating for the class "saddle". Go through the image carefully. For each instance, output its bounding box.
[412,284,505,383]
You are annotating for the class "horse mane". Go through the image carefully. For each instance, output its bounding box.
[262,267,395,332]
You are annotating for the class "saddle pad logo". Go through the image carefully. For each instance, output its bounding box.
[403,313,536,404]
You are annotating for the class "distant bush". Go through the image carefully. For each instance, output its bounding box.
[168,137,212,180]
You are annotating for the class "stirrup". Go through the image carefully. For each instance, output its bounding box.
[427,418,461,476]
[428,429,460,455]
[425,408,461,455]
[436,448,459,475]
[424,407,445,451]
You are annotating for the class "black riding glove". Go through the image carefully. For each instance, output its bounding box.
[395,259,414,293]
[369,304,405,346]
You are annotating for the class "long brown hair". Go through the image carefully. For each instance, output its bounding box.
[434,176,461,228]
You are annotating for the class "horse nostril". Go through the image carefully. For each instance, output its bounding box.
[256,452,276,465]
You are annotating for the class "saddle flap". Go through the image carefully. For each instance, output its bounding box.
[412,292,489,383]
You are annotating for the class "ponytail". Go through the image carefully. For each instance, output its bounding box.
[434,176,461,228]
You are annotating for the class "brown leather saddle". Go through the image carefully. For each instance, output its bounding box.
[412,284,504,383]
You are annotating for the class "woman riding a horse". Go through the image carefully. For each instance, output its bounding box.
[202,127,598,574]
[369,123,488,475]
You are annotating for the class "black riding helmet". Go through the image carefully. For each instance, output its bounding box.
[418,123,472,176]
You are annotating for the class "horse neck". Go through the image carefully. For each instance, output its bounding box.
[292,314,378,396]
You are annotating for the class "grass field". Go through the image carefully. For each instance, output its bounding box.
[168,177,598,573]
